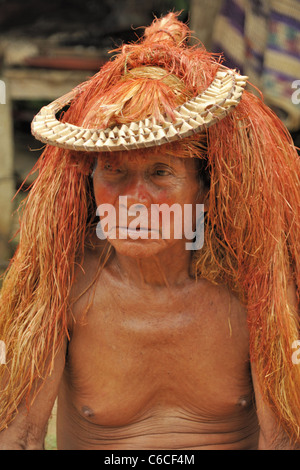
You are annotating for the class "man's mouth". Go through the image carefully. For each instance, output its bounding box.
[116,226,160,238]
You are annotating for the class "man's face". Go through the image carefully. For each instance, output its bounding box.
[93,151,206,258]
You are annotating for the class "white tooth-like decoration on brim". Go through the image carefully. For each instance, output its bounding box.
[31,67,248,152]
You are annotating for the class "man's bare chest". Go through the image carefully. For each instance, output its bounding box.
[65,274,252,425]
[70,272,248,359]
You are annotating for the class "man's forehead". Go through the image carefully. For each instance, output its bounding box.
[96,150,189,167]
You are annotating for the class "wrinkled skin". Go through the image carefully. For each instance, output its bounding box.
[57,153,259,449]
[0,152,295,450]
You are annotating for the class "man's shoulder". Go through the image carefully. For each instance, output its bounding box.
[69,240,111,312]
[192,277,247,318]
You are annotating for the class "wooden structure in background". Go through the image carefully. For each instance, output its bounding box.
[0,47,104,268]
[0,78,14,268]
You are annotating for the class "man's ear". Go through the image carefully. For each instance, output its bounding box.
[197,185,209,212]
[91,157,98,178]
[203,188,210,212]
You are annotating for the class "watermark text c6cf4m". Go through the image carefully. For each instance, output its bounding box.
[0,340,6,364]
[0,80,6,104]
[292,80,300,105]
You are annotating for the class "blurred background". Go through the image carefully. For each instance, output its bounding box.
[0,0,299,450]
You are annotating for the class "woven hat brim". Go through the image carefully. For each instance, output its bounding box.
[31,67,247,152]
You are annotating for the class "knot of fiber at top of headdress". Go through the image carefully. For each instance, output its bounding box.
[143,12,191,46]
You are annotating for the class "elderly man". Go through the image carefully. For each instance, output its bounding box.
[0,13,299,450]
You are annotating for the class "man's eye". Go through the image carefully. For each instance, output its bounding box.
[104,163,113,171]
[155,168,172,177]
[104,163,121,173]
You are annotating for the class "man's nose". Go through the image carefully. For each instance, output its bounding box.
[123,173,151,207]
[128,204,146,216]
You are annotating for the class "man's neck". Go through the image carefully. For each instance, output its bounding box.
[110,242,194,289]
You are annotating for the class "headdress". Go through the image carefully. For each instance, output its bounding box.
[31,67,247,152]
[0,12,300,445]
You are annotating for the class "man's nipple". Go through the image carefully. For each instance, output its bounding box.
[81,405,95,418]
[237,396,250,408]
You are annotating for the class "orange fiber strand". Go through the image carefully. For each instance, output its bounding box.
[0,12,299,445]
[195,91,300,441]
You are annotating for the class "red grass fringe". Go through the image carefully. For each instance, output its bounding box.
[0,12,299,444]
